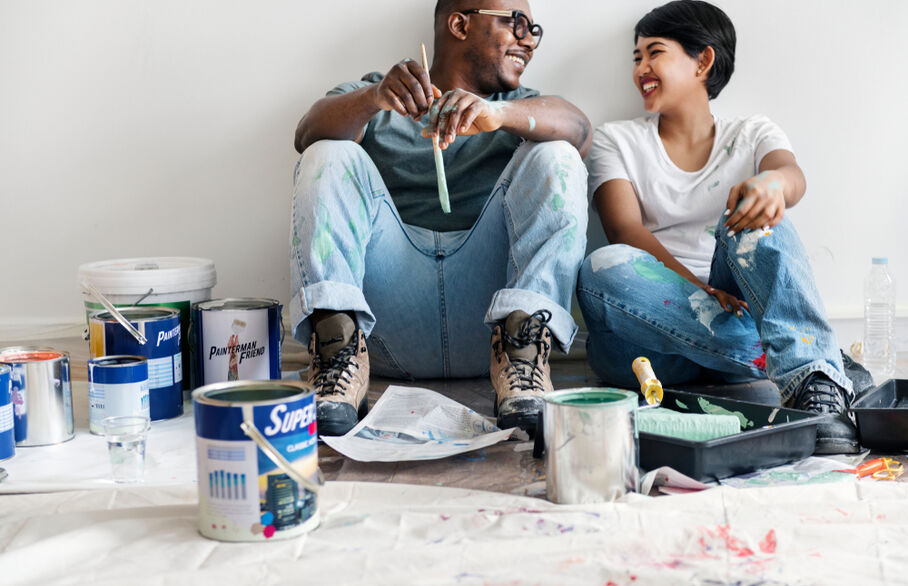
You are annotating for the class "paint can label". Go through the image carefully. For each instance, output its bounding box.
[192,300,282,387]
[89,308,183,421]
[88,357,150,435]
[194,386,318,541]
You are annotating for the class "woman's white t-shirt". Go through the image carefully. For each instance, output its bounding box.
[587,114,793,282]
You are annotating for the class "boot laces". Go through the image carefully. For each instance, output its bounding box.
[793,376,847,415]
[314,337,359,397]
[498,310,552,393]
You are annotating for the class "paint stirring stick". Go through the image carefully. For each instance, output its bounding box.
[420,42,451,214]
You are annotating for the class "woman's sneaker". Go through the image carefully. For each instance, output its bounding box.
[308,313,369,437]
[787,372,859,454]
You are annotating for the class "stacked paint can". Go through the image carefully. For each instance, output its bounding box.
[192,298,282,387]
[193,380,321,541]
[89,307,183,420]
[0,347,75,447]
[78,257,216,392]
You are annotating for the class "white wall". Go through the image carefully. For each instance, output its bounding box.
[2,0,906,326]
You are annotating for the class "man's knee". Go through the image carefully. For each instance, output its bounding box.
[295,139,369,182]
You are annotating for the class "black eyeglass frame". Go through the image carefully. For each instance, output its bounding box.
[460,9,543,49]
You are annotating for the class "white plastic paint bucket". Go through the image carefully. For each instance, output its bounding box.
[78,257,217,390]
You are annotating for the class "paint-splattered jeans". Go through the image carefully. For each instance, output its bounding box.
[290,139,587,378]
[576,216,851,402]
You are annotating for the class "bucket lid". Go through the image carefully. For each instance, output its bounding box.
[77,257,217,295]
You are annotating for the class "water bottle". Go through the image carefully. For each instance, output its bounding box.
[863,257,896,382]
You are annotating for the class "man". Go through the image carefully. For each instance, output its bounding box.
[290,0,591,437]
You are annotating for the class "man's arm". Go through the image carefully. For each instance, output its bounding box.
[294,60,436,154]
[427,92,592,157]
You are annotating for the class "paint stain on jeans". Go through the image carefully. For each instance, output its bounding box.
[752,353,767,370]
[313,204,334,265]
[688,289,724,335]
[633,259,687,285]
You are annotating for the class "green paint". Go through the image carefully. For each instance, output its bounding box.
[314,162,331,181]
[313,202,335,265]
[704,225,716,236]
[697,397,754,429]
[548,389,634,406]
[723,138,736,155]
[552,192,565,211]
[675,399,688,410]
[632,259,688,285]
[528,116,536,131]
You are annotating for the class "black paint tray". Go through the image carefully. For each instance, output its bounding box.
[639,389,823,481]
[851,379,908,451]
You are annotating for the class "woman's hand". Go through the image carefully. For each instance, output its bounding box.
[724,170,787,236]
[703,285,749,317]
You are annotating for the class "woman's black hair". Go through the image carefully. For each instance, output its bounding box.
[635,0,736,99]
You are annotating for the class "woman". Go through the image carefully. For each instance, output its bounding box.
[578,0,857,454]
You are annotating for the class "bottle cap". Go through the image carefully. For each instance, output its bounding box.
[872,257,889,265]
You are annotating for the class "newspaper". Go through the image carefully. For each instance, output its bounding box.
[321,385,515,461]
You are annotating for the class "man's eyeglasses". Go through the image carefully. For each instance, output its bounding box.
[461,9,543,49]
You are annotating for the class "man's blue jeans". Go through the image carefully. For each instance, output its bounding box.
[576,217,851,402]
[290,139,588,379]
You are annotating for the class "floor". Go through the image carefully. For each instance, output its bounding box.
[3,331,906,494]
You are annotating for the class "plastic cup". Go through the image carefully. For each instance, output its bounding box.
[102,415,150,483]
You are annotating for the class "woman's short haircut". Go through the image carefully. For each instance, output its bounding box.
[635,0,736,99]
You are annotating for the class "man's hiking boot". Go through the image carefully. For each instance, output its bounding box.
[787,372,860,455]
[308,313,369,437]
[490,309,554,436]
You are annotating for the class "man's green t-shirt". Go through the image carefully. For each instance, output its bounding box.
[329,72,540,232]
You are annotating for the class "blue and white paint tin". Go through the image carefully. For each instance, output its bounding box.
[193,381,320,542]
[0,364,14,461]
[87,356,150,435]
[90,307,182,421]
[0,347,74,447]
[192,298,282,387]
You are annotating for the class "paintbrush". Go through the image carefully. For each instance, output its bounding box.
[420,42,451,214]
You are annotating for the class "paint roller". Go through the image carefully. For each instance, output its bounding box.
[632,357,741,441]
[637,408,741,442]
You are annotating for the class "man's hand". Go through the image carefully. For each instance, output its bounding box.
[724,170,787,236]
[421,89,506,149]
[703,285,750,317]
[372,59,439,121]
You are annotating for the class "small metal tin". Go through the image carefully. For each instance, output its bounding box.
[543,388,638,504]
[192,380,320,542]
[191,298,282,388]
[89,307,183,421]
[0,347,74,447]
[0,364,15,461]
[87,355,150,435]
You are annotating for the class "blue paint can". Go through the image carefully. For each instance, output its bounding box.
[87,355,150,435]
[0,364,14,461]
[191,298,282,388]
[89,307,182,420]
[193,380,320,541]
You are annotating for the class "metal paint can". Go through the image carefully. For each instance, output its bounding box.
[542,388,638,504]
[0,347,74,447]
[89,307,183,420]
[0,364,14,461]
[87,356,150,435]
[191,298,282,388]
[192,380,321,542]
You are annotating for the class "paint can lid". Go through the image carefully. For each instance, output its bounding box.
[77,257,217,295]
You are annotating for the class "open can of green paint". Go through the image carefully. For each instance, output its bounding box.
[542,388,638,504]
